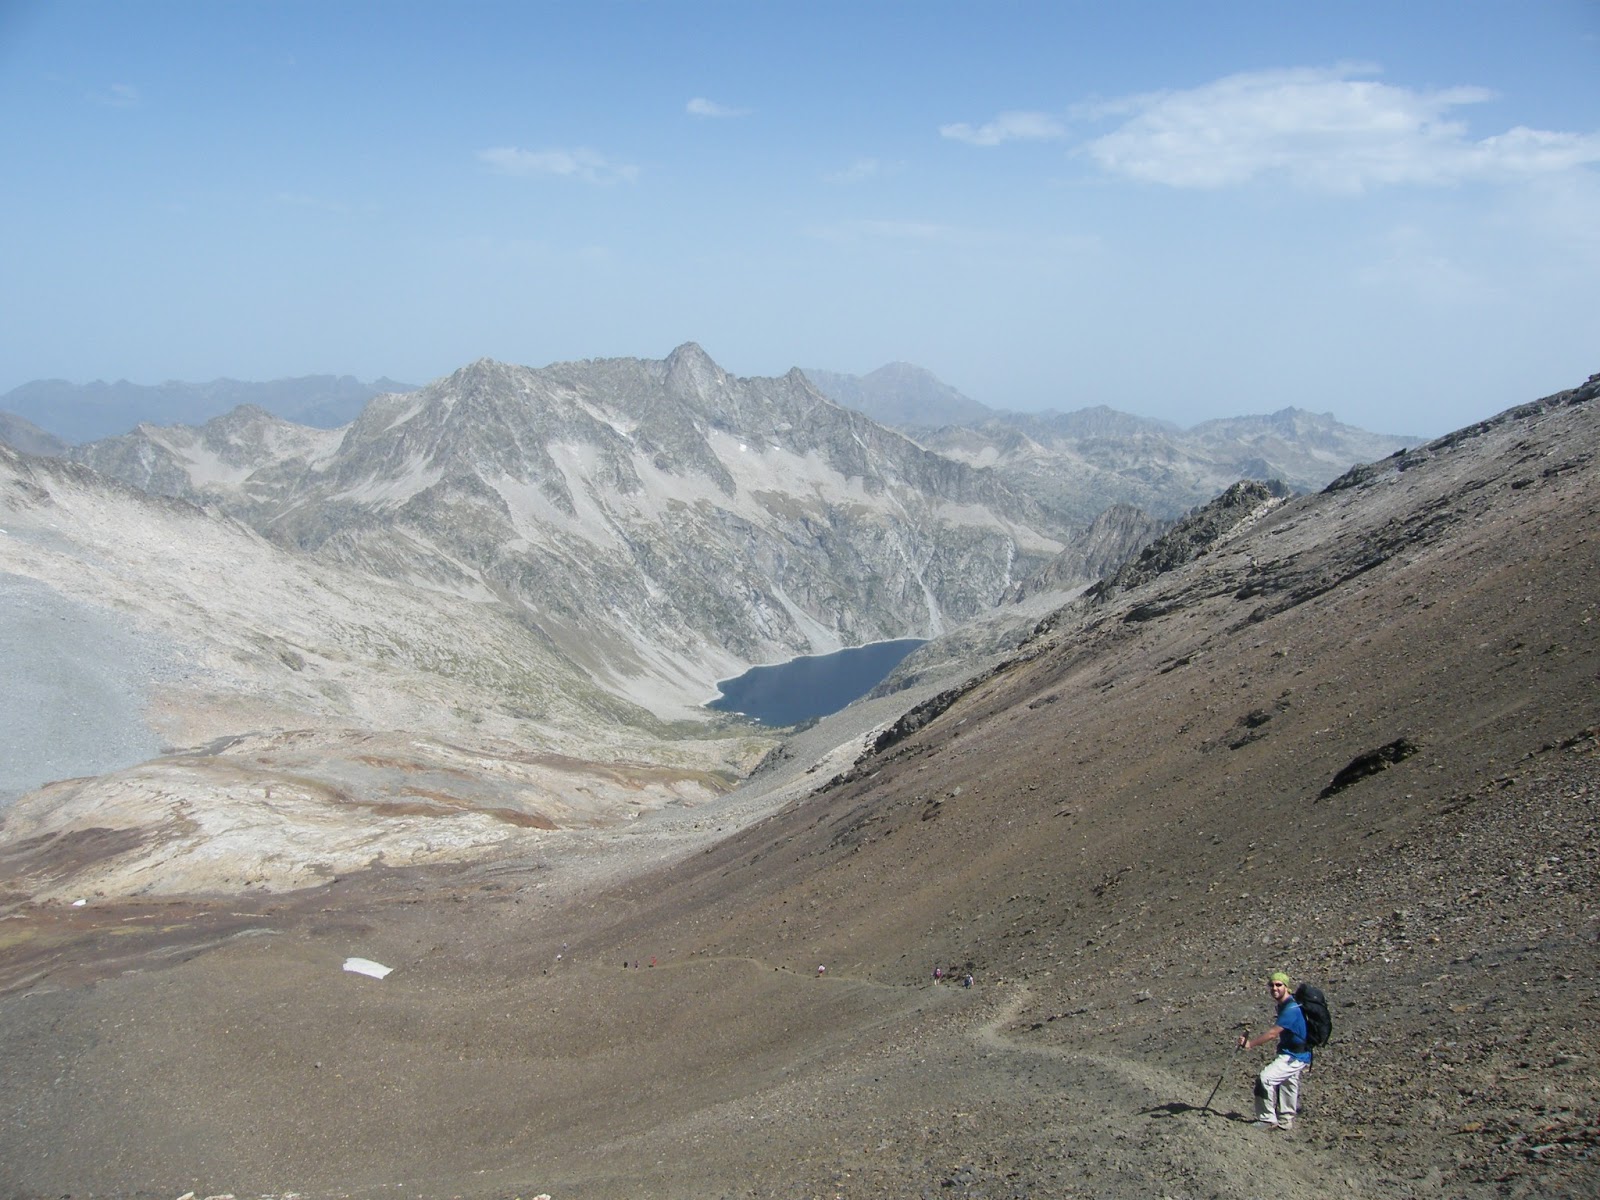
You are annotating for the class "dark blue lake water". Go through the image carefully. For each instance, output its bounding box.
[707,638,928,727]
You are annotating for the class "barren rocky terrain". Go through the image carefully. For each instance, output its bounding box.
[1,375,1596,1199]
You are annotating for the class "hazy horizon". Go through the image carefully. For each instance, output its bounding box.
[2,1,1595,435]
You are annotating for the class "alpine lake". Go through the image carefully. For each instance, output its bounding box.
[706,638,927,727]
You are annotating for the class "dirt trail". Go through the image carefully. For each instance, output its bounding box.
[962,983,1412,1200]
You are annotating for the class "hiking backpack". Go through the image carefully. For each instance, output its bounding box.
[1294,983,1332,1048]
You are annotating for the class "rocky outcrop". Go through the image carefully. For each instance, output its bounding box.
[1004,503,1165,601]
[1087,479,1292,603]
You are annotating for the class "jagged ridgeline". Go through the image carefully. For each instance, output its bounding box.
[70,345,1074,710]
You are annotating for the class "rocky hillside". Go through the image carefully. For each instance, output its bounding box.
[72,345,1075,687]
[0,441,769,888]
[1,374,1592,1199]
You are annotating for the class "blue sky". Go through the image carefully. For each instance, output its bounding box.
[2,1,1597,435]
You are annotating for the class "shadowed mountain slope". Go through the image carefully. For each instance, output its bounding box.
[0,374,1595,1199]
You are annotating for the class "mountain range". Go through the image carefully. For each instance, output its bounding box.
[0,373,415,442]
[61,345,1079,700]
[0,345,1450,846]
[804,361,1418,521]
[0,369,1592,1198]
[4,356,1414,531]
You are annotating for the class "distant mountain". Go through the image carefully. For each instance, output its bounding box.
[0,374,416,443]
[939,405,1415,521]
[804,365,1416,522]
[0,411,70,457]
[72,345,1075,705]
[801,363,993,429]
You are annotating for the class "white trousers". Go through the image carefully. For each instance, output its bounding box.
[1255,1053,1307,1125]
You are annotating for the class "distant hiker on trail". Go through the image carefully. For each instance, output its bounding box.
[1238,970,1312,1131]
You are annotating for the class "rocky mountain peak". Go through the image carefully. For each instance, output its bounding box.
[440,357,524,402]
[662,342,730,405]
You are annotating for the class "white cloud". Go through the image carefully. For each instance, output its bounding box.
[477,146,639,185]
[940,110,1067,146]
[687,97,750,118]
[1084,65,1600,192]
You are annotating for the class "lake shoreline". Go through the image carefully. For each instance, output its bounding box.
[705,637,929,726]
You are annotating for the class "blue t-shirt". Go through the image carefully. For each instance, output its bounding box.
[1276,997,1312,1063]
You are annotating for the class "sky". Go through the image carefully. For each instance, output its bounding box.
[1,1,1597,436]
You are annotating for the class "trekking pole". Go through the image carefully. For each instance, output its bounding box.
[1200,1033,1245,1117]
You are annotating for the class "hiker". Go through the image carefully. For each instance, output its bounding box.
[1238,970,1312,1130]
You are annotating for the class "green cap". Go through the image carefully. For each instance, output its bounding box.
[1269,971,1292,986]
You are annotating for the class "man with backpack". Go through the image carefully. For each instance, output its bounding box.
[1238,970,1313,1130]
